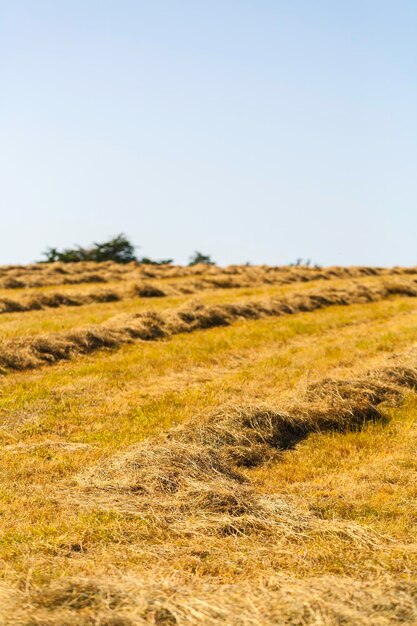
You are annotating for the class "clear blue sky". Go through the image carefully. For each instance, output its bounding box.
[1,1,416,266]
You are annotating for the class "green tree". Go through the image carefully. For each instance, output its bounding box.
[41,234,137,264]
[91,234,136,263]
[188,251,215,266]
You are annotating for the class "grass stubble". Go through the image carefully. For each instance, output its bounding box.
[1,264,417,624]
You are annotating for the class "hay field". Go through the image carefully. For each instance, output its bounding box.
[1,262,417,625]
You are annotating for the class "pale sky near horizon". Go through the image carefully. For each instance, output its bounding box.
[0,1,416,266]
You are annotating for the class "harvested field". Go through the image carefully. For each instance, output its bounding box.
[1,263,417,625]
[1,261,416,290]
[2,265,409,315]
[1,278,417,371]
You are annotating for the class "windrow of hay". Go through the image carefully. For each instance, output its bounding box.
[0,289,121,314]
[3,574,417,626]
[0,260,142,289]
[0,272,111,289]
[1,279,417,372]
[78,353,417,532]
[2,266,417,316]
[1,261,417,289]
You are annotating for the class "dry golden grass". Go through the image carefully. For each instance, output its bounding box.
[1,275,417,371]
[0,260,415,290]
[1,263,417,624]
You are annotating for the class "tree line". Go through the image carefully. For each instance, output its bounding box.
[41,234,215,266]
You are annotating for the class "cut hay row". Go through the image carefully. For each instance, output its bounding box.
[1,262,416,289]
[79,354,417,529]
[2,261,417,281]
[0,289,122,314]
[1,279,417,372]
[117,269,417,299]
[0,272,400,315]
[0,270,122,289]
[4,268,417,316]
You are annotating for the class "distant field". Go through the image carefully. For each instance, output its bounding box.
[1,262,417,625]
